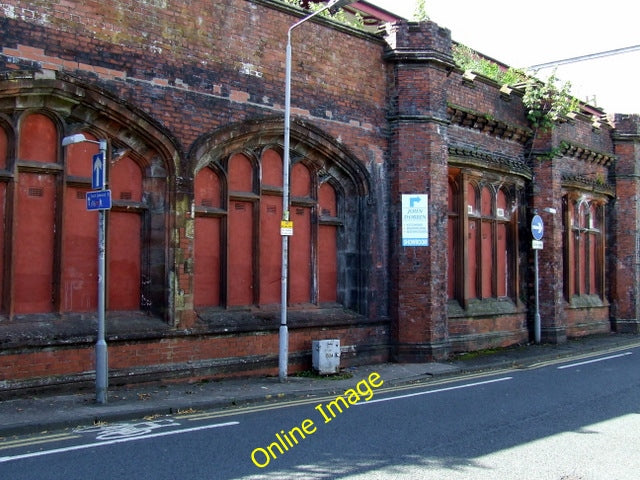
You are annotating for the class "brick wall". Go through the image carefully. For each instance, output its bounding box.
[0,0,392,392]
[610,114,640,333]
[1,1,388,156]
[0,1,634,394]
[0,322,389,396]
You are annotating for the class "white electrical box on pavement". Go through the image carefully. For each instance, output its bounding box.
[312,339,341,374]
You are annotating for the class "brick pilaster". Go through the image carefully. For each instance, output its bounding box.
[530,141,567,343]
[385,21,455,361]
[611,114,640,333]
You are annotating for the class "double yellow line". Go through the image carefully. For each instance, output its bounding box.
[181,368,516,422]
[6,344,637,451]
[0,432,79,451]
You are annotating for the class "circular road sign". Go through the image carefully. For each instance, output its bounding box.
[531,214,544,240]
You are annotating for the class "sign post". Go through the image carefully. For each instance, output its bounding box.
[531,214,544,343]
[62,134,110,404]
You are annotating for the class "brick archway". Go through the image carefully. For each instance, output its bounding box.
[0,71,180,324]
[189,116,371,315]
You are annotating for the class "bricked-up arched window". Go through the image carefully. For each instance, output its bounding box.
[194,147,344,310]
[495,188,509,297]
[194,167,223,307]
[108,155,144,310]
[563,194,605,300]
[228,153,256,306]
[62,132,100,312]
[318,181,339,303]
[0,124,8,313]
[290,162,313,304]
[447,175,459,300]
[190,118,370,317]
[15,113,58,313]
[0,110,158,318]
[448,168,520,308]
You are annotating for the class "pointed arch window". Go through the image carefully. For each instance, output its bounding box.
[14,113,58,314]
[318,181,339,303]
[447,174,459,300]
[290,162,313,304]
[0,124,8,313]
[448,168,520,308]
[564,194,605,300]
[0,111,160,318]
[194,148,346,311]
[108,155,144,310]
[194,167,224,307]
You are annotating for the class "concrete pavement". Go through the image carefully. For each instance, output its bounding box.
[1,333,639,437]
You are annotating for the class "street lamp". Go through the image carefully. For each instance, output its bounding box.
[62,133,109,404]
[280,0,356,382]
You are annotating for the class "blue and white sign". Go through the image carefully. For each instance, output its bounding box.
[531,214,544,241]
[86,190,112,211]
[402,194,429,247]
[92,152,105,190]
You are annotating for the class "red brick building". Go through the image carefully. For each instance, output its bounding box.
[0,0,638,394]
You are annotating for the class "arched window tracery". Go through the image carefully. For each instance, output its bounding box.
[191,121,369,315]
[448,168,521,308]
[0,108,170,319]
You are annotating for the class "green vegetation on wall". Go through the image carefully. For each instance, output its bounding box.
[278,2,580,131]
[412,0,429,22]
[521,73,580,130]
[280,0,364,29]
[453,44,528,86]
[453,44,580,130]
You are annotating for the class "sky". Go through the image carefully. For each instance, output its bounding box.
[367,0,640,115]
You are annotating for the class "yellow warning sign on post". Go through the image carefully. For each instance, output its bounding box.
[280,220,293,236]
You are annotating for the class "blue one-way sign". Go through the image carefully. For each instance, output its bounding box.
[92,152,105,190]
[86,190,112,210]
[531,214,544,240]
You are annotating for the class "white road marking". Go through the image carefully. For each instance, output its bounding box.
[357,376,513,405]
[73,418,179,440]
[0,421,239,464]
[557,351,633,370]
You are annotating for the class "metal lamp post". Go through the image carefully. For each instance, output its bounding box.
[279,0,356,382]
[62,133,109,404]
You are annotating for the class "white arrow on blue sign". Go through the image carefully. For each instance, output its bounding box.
[92,152,105,190]
[531,214,544,240]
